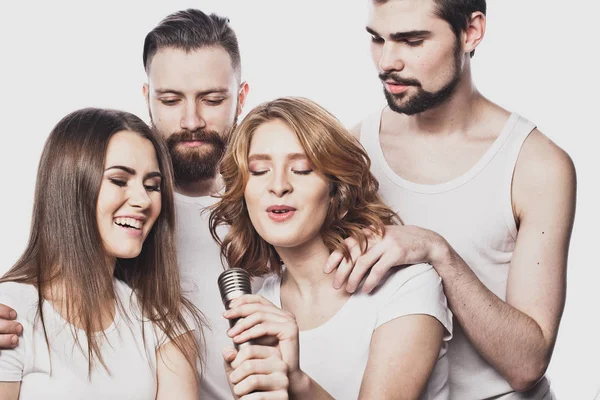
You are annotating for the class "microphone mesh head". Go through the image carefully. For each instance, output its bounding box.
[218,268,252,306]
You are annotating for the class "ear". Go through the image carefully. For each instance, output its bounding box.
[237,81,250,116]
[463,11,486,55]
[142,83,150,108]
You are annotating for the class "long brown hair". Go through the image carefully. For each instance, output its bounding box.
[210,97,400,276]
[1,108,203,376]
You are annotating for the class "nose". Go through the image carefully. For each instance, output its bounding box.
[181,101,206,131]
[379,42,405,73]
[268,169,293,197]
[128,183,152,210]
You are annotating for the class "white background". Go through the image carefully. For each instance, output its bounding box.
[1,1,598,398]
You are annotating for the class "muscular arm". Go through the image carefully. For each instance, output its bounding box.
[359,315,444,399]
[431,130,576,391]
[155,332,199,400]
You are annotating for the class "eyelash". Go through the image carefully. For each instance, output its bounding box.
[405,40,424,47]
[160,99,179,106]
[109,178,161,192]
[370,36,424,47]
[249,170,313,176]
[205,99,224,106]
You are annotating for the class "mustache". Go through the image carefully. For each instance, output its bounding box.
[167,129,224,144]
[379,72,421,87]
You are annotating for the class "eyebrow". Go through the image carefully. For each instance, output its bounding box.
[366,27,432,40]
[154,87,230,97]
[248,153,308,162]
[105,165,162,179]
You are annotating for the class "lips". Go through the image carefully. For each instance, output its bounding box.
[266,205,297,222]
[384,81,411,95]
[113,216,146,237]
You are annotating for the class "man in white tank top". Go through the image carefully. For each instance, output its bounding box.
[324,1,576,399]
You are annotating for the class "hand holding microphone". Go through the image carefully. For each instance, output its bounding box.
[218,269,291,398]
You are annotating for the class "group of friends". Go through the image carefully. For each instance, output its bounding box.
[0,1,576,399]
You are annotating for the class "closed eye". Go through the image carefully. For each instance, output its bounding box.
[293,170,313,175]
[249,170,269,176]
[109,178,127,187]
[144,185,161,192]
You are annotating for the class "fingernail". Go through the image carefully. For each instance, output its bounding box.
[16,324,23,334]
[223,310,231,317]
[11,335,18,345]
[9,311,16,319]
[333,281,340,290]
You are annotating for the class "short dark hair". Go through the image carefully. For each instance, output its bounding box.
[143,8,241,77]
[432,0,486,57]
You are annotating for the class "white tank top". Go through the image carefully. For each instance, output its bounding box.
[360,109,554,399]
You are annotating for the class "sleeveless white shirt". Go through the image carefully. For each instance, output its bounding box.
[360,109,554,399]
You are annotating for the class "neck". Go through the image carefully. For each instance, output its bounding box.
[276,237,336,299]
[394,66,489,135]
[175,174,224,197]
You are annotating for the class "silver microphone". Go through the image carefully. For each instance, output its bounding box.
[218,268,253,349]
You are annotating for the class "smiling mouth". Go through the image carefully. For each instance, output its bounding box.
[114,217,142,230]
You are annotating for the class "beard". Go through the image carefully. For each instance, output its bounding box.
[380,39,463,115]
[165,128,230,185]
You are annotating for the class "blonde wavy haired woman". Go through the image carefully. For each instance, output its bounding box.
[210,97,452,399]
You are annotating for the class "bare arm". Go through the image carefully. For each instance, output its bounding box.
[155,332,199,400]
[359,315,443,399]
[0,382,20,400]
[0,305,21,350]
[431,131,576,390]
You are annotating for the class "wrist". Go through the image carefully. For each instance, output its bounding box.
[288,369,311,398]
[426,232,455,268]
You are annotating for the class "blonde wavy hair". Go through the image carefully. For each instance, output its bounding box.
[209,97,400,276]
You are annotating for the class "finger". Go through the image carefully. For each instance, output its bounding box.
[222,347,238,374]
[345,245,385,293]
[233,372,289,397]
[240,390,289,400]
[325,234,360,274]
[0,319,23,336]
[229,358,287,384]
[223,346,238,362]
[232,322,296,345]
[332,240,363,289]
[229,294,274,308]
[0,334,19,348]
[231,345,282,369]
[361,252,401,293]
[224,303,287,321]
[0,305,17,320]
[227,310,289,338]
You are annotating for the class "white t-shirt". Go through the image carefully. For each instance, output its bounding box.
[258,262,453,400]
[0,279,184,399]
[174,192,265,400]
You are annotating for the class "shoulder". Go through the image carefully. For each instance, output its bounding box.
[372,263,439,297]
[0,282,38,314]
[370,263,452,337]
[513,128,576,221]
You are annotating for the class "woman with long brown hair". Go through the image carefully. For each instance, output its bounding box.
[0,108,203,399]
[210,97,453,399]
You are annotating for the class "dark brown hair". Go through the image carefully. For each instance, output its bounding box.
[210,97,400,276]
[143,8,241,79]
[1,108,203,376]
